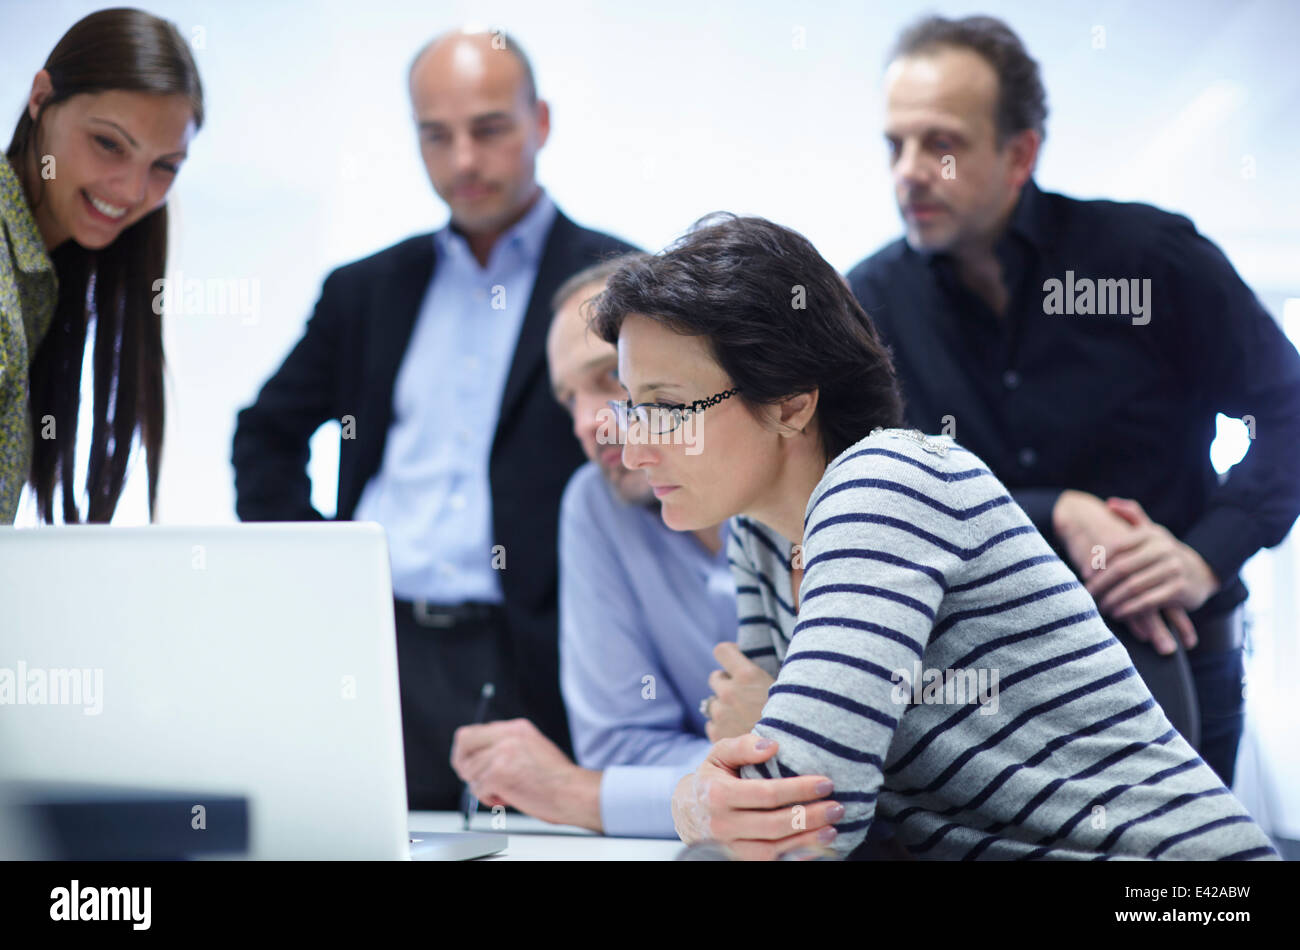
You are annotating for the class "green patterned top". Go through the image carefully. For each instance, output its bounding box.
[0,156,58,524]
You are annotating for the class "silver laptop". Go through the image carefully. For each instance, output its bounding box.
[0,522,504,861]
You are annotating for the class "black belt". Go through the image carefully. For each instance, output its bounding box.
[1191,605,1245,652]
[395,598,504,629]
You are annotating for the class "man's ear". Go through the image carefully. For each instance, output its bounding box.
[533,98,551,150]
[28,69,54,122]
[1005,127,1041,189]
[776,390,818,437]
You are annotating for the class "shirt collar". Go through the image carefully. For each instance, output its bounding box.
[917,177,1051,272]
[0,156,55,276]
[714,517,732,561]
[692,517,732,578]
[433,187,556,268]
[1004,177,1052,249]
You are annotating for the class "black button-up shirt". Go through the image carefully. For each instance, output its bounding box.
[847,178,1300,619]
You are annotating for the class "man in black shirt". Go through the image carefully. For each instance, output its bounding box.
[848,14,1300,787]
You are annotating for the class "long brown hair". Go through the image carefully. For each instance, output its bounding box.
[6,7,203,523]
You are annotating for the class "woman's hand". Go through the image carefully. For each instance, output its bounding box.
[671,734,844,860]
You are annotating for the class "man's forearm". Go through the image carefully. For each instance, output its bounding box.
[553,766,604,832]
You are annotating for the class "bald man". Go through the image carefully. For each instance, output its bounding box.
[233,29,637,809]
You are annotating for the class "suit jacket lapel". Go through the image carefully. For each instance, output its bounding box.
[495,211,579,432]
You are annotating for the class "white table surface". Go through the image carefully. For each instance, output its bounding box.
[408,810,685,861]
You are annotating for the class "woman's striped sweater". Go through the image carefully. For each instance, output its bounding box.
[731,428,1278,860]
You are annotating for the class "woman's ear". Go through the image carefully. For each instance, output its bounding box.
[776,389,819,437]
[28,70,54,122]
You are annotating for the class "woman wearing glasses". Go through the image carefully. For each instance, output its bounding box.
[591,213,1277,861]
[1,8,202,524]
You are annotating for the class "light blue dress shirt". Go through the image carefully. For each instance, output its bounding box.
[354,190,557,602]
[558,462,739,838]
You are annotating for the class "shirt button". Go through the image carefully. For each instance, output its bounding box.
[457,428,471,443]
[465,356,480,372]
[438,562,455,575]
[449,494,467,511]
[1019,447,1037,467]
[1002,370,1021,390]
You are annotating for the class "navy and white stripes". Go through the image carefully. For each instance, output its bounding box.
[732,428,1277,860]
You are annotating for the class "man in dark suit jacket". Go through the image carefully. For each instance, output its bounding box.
[231,29,636,809]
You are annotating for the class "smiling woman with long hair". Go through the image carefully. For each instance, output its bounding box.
[591,212,1278,861]
[1,7,203,524]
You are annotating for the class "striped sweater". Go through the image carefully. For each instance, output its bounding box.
[732,428,1278,860]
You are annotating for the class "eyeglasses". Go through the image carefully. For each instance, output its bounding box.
[606,388,739,435]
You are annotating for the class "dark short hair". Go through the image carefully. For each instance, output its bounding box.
[591,213,904,464]
[889,14,1048,144]
[551,252,650,316]
[409,29,538,106]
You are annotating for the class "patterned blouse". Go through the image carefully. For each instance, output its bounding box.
[0,156,58,524]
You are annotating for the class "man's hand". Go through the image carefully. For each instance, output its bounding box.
[704,643,777,742]
[1053,489,1142,581]
[671,734,843,860]
[1052,490,1203,655]
[1086,497,1221,619]
[450,718,603,832]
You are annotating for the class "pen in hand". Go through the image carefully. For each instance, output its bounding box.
[461,681,495,830]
